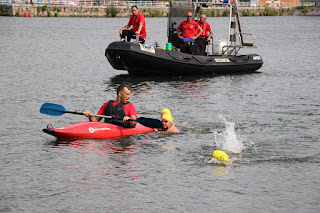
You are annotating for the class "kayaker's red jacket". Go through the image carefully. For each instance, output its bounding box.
[97,100,137,128]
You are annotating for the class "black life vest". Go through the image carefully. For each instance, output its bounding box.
[104,100,131,128]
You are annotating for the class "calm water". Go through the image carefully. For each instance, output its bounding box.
[0,16,319,212]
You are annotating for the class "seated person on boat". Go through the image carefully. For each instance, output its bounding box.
[194,14,213,56]
[119,5,147,44]
[83,84,137,128]
[176,12,203,54]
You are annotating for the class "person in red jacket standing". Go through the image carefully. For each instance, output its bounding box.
[176,12,203,54]
[119,6,147,44]
[195,14,213,56]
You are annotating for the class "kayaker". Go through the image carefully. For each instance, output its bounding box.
[176,12,203,54]
[83,84,137,128]
[154,113,179,134]
[194,14,213,56]
[119,5,147,44]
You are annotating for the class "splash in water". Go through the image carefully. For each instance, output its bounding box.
[213,115,244,153]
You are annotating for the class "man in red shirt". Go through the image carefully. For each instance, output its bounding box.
[119,6,147,44]
[83,84,137,128]
[195,14,213,56]
[176,12,203,54]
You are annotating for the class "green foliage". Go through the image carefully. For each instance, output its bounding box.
[37,5,47,15]
[170,7,190,17]
[242,9,251,16]
[211,9,215,17]
[151,10,163,17]
[106,6,119,17]
[222,9,229,17]
[279,8,288,16]
[41,5,47,12]
[296,6,306,10]
[258,9,265,16]
[264,7,279,16]
[216,9,221,17]
[241,9,259,17]
[199,8,211,17]
[251,10,258,16]
[300,6,310,14]
[199,8,204,15]
[204,10,211,17]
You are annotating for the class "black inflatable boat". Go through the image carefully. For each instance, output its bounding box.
[105,41,263,75]
[105,1,263,76]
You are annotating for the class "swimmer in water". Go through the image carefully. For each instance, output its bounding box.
[154,113,179,134]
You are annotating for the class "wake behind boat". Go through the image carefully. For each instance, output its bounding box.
[105,1,263,76]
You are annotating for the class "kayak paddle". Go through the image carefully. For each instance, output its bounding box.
[132,117,163,129]
[40,103,100,116]
[40,103,163,129]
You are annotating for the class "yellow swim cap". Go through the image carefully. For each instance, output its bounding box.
[161,108,171,116]
[161,113,173,123]
[212,150,229,163]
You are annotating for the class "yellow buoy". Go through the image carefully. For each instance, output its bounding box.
[212,150,229,163]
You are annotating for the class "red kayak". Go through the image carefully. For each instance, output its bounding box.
[43,122,154,139]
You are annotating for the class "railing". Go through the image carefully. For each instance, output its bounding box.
[0,0,318,7]
[0,0,169,6]
[76,1,169,7]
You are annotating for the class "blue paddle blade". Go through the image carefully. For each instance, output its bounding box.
[40,103,68,116]
[135,117,163,129]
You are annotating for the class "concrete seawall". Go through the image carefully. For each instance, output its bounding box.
[1,4,319,17]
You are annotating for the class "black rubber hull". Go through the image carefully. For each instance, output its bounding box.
[105,41,263,76]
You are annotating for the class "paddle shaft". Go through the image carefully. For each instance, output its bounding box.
[47,107,135,122]
[67,111,138,124]
[66,110,112,119]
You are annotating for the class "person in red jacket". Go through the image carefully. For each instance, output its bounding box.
[119,5,147,44]
[195,14,213,56]
[176,12,203,54]
[83,84,137,128]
